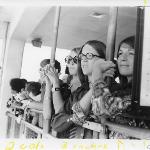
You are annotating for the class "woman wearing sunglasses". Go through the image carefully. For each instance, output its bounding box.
[51,40,112,138]
[43,47,81,138]
[65,47,81,93]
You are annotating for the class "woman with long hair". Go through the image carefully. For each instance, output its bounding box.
[90,36,148,139]
[65,47,82,93]
[44,48,81,114]
[50,40,108,138]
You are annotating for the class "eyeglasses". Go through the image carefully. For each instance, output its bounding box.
[65,56,78,64]
[79,53,101,60]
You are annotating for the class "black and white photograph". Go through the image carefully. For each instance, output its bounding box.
[0,0,150,149]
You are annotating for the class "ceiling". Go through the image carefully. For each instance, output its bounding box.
[0,6,137,51]
[30,6,137,50]
[0,6,16,22]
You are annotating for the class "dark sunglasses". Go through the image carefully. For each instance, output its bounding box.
[78,53,101,60]
[65,56,78,64]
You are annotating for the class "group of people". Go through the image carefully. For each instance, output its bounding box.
[7,36,149,139]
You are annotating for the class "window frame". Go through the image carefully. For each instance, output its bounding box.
[131,7,150,115]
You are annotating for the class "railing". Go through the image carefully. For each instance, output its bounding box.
[6,102,57,139]
[6,111,56,139]
[82,119,150,139]
[6,104,150,139]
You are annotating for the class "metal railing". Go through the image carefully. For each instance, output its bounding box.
[6,111,56,139]
[6,103,150,139]
[82,119,150,139]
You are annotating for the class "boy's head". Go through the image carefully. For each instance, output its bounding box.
[10,78,27,95]
[26,82,41,101]
[26,82,41,96]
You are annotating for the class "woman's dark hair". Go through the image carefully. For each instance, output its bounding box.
[78,40,106,86]
[64,66,72,84]
[65,66,69,75]
[117,36,135,58]
[80,40,106,59]
[117,36,135,86]
[10,78,27,93]
[26,82,41,96]
[40,59,61,73]
[67,47,83,85]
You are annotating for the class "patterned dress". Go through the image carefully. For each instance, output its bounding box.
[91,79,149,139]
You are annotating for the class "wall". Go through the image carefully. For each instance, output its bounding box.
[0,39,25,137]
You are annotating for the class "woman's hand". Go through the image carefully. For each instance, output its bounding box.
[39,67,46,83]
[92,59,115,82]
[44,64,59,87]
[103,67,115,80]
[42,75,52,88]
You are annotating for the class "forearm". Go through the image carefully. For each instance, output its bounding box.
[52,91,64,114]
[51,113,74,132]
[28,102,43,110]
[78,89,92,115]
[69,89,92,126]
[52,82,64,114]
[91,78,132,116]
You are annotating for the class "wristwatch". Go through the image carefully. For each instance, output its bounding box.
[52,87,61,92]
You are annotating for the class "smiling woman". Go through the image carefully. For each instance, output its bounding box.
[90,36,136,139]
[80,40,106,77]
[117,36,135,83]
